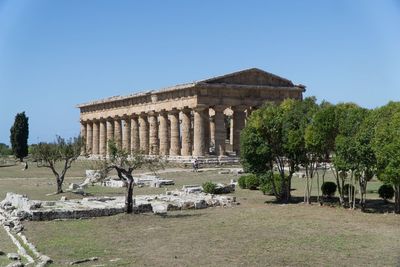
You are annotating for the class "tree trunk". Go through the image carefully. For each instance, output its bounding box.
[125,179,134,214]
[359,178,367,212]
[395,185,400,214]
[316,171,320,204]
[56,178,63,194]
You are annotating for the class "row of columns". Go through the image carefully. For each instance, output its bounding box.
[80,105,250,157]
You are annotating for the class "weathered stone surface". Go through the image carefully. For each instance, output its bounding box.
[101,179,126,188]
[182,185,202,193]
[7,253,20,260]
[1,190,236,221]
[6,261,24,267]
[151,203,168,215]
[78,68,305,158]
[37,255,53,266]
[214,183,235,194]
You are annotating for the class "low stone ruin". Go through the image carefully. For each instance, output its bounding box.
[182,183,235,194]
[0,191,237,221]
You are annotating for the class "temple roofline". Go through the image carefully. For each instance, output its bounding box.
[76,68,306,108]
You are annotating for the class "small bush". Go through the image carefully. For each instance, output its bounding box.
[238,176,247,189]
[259,173,281,195]
[202,181,217,194]
[245,174,260,190]
[321,181,337,197]
[260,183,271,195]
[378,184,394,201]
[343,184,355,197]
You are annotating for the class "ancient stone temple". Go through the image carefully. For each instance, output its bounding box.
[77,68,305,159]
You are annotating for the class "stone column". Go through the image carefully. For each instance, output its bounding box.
[210,115,215,153]
[80,121,87,154]
[99,119,107,156]
[114,117,122,149]
[139,113,149,154]
[232,105,246,155]
[214,106,226,156]
[203,108,210,155]
[122,118,130,152]
[159,110,169,156]
[148,111,159,155]
[193,105,207,157]
[169,108,181,156]
[92,120,99,155]
[181,108,192,156]
[230,117,234,146]
[130,115,140,153]
[86,121,93,155]
[106,118,114,155]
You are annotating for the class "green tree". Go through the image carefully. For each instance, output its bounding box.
[332,103,368,208]
[372,102,400,213]
[241,97,317,202]
[31,136,84,194]
[10,112,29,162]
[0,143,12,156]
[352,110,376,211]
[304,102,337,204]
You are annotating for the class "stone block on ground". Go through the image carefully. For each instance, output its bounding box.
[7,253,20,261]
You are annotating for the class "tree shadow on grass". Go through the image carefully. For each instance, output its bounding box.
[264,195,395,214]
[161,213,204,219]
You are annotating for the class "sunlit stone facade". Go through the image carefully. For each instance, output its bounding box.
[77,68,305,158]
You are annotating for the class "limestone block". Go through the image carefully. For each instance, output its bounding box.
[151,203,168,215]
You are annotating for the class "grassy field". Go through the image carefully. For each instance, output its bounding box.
[1,161,399,266]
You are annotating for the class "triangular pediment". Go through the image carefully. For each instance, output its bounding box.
[200,68,294,87]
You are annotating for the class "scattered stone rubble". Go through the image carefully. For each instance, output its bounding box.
[0,203,53,266]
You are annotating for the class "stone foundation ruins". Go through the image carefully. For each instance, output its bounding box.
[1,191,237,221]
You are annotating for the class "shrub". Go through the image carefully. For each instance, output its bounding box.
[343,184,355,197]
[321,181,337,197]
[202,181,217,194]
[259,173,281,195]
[378,184,394,201]
[238,175,247,189]
[260,183,271,195]
[245,174,260,190]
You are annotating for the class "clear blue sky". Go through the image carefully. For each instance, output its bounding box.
[1,0,399,145]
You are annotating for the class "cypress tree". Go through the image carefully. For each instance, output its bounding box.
[10,112,29,161]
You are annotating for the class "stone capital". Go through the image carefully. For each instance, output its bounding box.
[232,105,247,112]
[213,105,226,112]
[181,106,192,114]
[148,110,158,116]
[193,104,208,112]
[159,109,168,116]
[168,108,180,115]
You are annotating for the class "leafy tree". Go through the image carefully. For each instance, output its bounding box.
[10,112,29,162]
[304,102,337,204]
[241,102,284,200]
[0,143,12,156]
[241,97,317,202]
[31,136,84,194]
[332,103,368,208]
[372,102,400,213]
[352,110,376,211]
[102,140,164,213]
